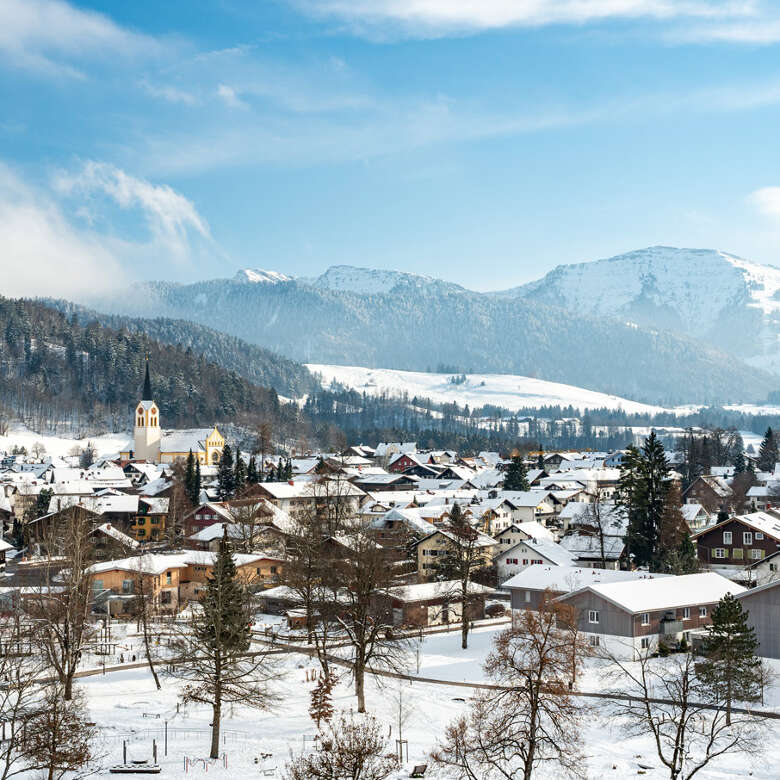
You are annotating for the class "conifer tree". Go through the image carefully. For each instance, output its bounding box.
[698,593,763,726]
[734,449,746,475]
[266,465,276,482]
[285,458,293,480]
[655,482,687,572]
[234,447,247,495]
[757,427,779,472]
[277,457,285,480]
[247,455,258,484]
[185,450,198,505]
[195,459,202,502]
[503,455,530,492]
[174,531,276,758]
[217,444,235,500]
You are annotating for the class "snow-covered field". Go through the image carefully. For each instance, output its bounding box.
[0,423,128,459]
[307,364,681,415]
[61,623,780,779]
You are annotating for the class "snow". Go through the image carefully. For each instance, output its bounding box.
[307,364,679,415]
[61,622,780,780]
[0,423,130,459]
[233,268,292,284]
[307,265,458,296]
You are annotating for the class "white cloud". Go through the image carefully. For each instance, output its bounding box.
[750,187,780,219]
[54,162,210,258]
[0,164,127,299]
[0,0,159,77]
[216,84,247,109]
[288,0,748,36]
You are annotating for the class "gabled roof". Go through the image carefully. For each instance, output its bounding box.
[382,580,494,603]
[562,572,745,614]
[692,511,780,542]
[495,522,555,542]
[502,564,668,592]
[498,538,575,567]
[417,527,497,549]
[559,531,625,560]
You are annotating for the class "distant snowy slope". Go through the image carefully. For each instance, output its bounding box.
[502,246,780,372]
[309,265,464,295]
[306,364,682,415]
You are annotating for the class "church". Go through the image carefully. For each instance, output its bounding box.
[119,363,226,465]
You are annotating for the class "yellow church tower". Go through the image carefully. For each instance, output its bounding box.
[133,361,161,462]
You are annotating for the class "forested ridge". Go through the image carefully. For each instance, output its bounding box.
[0,298,304,438]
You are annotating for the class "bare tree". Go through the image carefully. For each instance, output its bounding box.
[30,441,46,460]
[27,506,95,700]
[22,685,96,780]
[431,596,588,780]
[132,559,161,690]
[228,498,267,553]
[433,503,493,649]
[332,525,411,713]
[283,710,398,780]
[580,488,620,569]
[603,648,766,779]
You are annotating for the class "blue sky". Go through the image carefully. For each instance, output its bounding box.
[3,0,780,298]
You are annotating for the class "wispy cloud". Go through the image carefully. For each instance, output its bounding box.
[287,0,751,38]
[0,163,127,298]
[0,0,160,77]
[216,84,247,109]
[54,161,210,258]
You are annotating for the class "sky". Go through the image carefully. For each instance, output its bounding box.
[3,0,780,298]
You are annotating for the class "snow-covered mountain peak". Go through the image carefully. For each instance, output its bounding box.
[234,269,292,285]
[310,265,463,295]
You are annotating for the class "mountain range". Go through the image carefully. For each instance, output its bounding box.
[76,246,780,408]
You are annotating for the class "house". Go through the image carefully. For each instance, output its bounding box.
[387,452,426,473]
[495,538,576,584]
[683,475,734,513]
[250,479,365,519]
[131,497,169,542]
[501,491,556,525]
[415,528,496,580]
[367,508,436,560]
[504,565,669,613]
[352,473,419,492]
[378,580,495,628]
[556,572,745,659]
[559,531,626,570]
[0,538,13,568]
[681,503,711,532]
[692,511,780,569]
[737,579,780,659]
[493,522,556,550]
[88,522,139,561]
[744,549,780,587]
[183,502,234,538]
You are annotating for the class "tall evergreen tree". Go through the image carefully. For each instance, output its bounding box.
[618,433,670,569]
[503,455,530,492]
[698,593,763,725]
[195,460,202,502]
[247,455,259,484]
[184,450,198,505]
[217,444,235,501]
[733,449,746,475]
[757,427,779,473]
[655,482,687,572]
[277,457,285,480]
[285,458,293,480]
[234,448,247,495]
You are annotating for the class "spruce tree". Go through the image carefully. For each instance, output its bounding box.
[503,455,530,492]
[716,507,729,524]
[285,458,293,480]
[266,465,276,482]
[655,482,687,572]
[757,427,779,472]
[698,593,763,725]
[217,444,235,500]
[247,455,258,484]
[733,449,746,475]
[234,448,247,495]
[185,450,198,505]
[277,457,285,480]
[195,460,202,503]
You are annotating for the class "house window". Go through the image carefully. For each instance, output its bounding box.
[641,637,650,649]
[683,607,690,620]
[713,548,726,559]
[699,607,707,618]
[513,559,519,565]
[770,563,777,572]
[640,612,650,626]
[743,532,753,545]
[589,610,600,624]
[151,517,160,525]
[137,529,146,537]
[270,566,277,574]
[161,591,172,605]
[506,559,511,565]
[751,549,765,560]
[723,531,732,544]
[522,559,529,565]
[136,518,146,526]
[525,590,531,602]
[122,580,133,594]
[589,635,600,647]
[166,572,172,585]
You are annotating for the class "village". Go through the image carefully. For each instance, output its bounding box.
[0,368,777,779]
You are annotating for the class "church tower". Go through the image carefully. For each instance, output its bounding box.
[133,361,161,462]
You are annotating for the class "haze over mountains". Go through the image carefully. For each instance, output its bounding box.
[79,246,780,408]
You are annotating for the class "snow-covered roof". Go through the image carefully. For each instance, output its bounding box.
[260,480,365,499]
[382,580,494,603]
[160,428,216,453]
[559,532,625,560]
[425,528,497,548]
[568,572,745,614]
[681,503,708,521]
[88,550,270,576]
[694,510,780,541]
[500,538,576,567]
[495,522,555,542]
[502,490,554,508]
[502,565,668,592]
[93,522,139,549]
[370,507,436,537]
[139,497,169,515]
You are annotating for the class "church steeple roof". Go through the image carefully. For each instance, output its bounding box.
[142,359,153,401]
